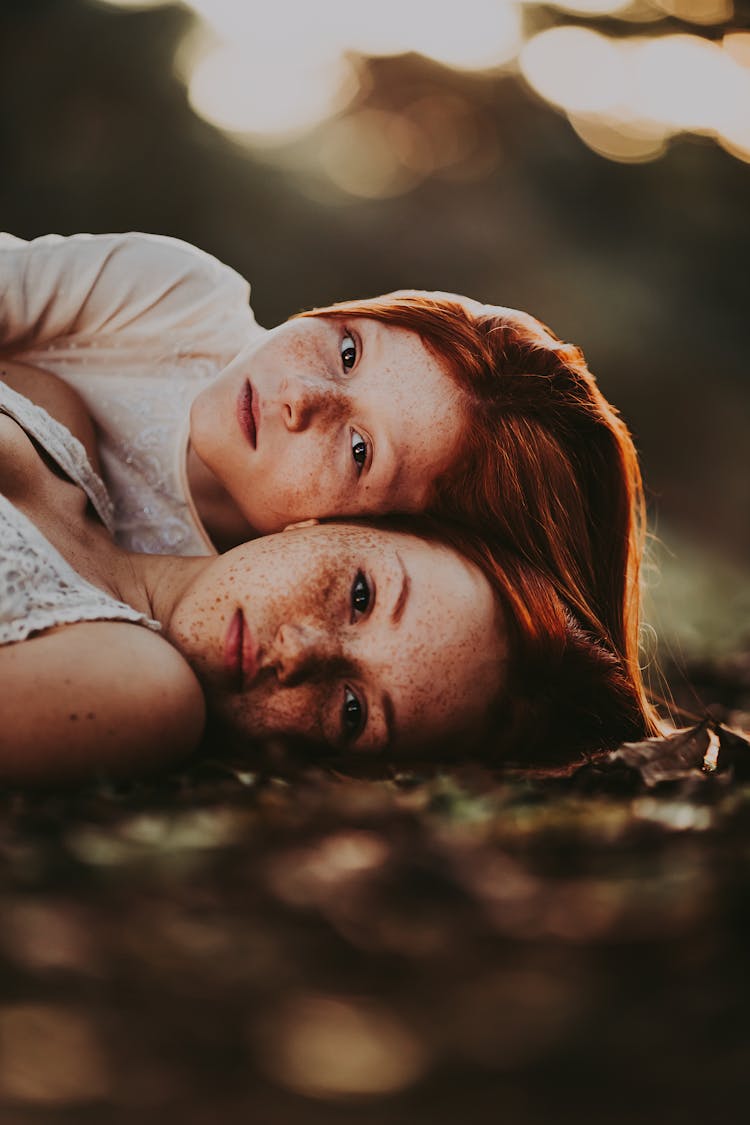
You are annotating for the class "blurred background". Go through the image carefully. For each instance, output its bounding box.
[2,7,750,1122]
[1,0,748,667]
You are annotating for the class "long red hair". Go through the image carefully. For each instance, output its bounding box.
[368,513,654,760]
[301,292,657,742]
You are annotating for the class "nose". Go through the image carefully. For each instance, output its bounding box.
[282,375,339,433]
[269,622,339,685]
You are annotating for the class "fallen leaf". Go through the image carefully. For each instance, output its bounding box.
[717,724,750,778]
[609,722,710,788]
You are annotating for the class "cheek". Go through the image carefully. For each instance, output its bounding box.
[407,389,464,472]
[265,436,343,510]
[171,593,231,680]
[228,682,323,740]
[387,622,491,732]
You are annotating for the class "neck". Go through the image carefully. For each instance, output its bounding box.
[186,445,257,552]
[107,548,210,633]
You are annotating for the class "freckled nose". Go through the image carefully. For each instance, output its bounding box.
[282,376,342,432]
[270,622,337,684]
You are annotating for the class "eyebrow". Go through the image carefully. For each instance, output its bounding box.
[380,552,410,749]
[391,551,410,624]
[382,690,395,750]
[357,320,401,492]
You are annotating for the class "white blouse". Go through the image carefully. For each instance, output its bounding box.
[0,231,263,554]
[0,381,159,645]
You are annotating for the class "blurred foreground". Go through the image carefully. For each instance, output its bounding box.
[0,659,748,1124]
[1,7,749,1116]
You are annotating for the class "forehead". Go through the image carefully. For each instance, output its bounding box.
[349,319,466,510]
[215,524,505,756]
[352,316,451,386]
[224,521,401,571]
[385,536,505,749]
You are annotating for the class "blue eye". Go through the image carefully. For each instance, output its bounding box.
[351,570,370,616]
[351,429,369,474]
[341,332,357,371]
[342,686,364,742]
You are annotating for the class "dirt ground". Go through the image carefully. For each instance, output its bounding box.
[0,656,749,1125]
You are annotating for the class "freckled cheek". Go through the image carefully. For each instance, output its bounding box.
[230,682,323,740]
[270,436,344,513]
[172,590,235,679]
[384,630,479,731]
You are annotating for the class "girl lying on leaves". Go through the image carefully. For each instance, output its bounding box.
[0,365,650,783]
[1,232,653,732]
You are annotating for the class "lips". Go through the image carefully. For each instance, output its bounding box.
[224,608,258,690]
[224,608,244,687]
[237,380,257,448]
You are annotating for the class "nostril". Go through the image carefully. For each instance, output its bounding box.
[272,622,310,685]
[283,390,307,432]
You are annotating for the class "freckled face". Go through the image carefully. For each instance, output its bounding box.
[166,524,506,756]
[189,316,466,535]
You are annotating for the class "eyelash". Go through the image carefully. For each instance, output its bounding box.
[341,329,370,477]
[351,570,370,618]
[351,429,369,476]
[341,570,371,744]
[341,686,364,743]
[340,329,357,372]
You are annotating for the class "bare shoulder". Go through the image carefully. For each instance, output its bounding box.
[0,412,46,498]
[0,621,206,784]
[0,357,101,471]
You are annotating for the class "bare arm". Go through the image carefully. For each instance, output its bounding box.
[0,357,102,473]
[0,231,254,354]
[0,621,206,785]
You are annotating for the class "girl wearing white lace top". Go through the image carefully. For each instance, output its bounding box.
[1,231,473,558]
[0,362,511,783]
[0,231,657,750]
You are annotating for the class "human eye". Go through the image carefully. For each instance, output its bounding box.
[341,685,366,743]
[350,429,370,475]
[350,569,371,619]
[340,330,357,372]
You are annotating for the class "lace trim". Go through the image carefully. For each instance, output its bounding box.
[0,495,160,644]
[23,353,223,555]
[0,382,114,530]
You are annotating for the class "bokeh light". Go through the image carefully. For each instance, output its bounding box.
[520,24,750,163]
[103,0,521,142]
[253,992,428,1098]
[650,0,733,24]
[186,40,357,142]
[530,0,632,13]
[96,0,750,169]
[520,28,627,117]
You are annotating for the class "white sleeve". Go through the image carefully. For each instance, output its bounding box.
[0,231,257,353]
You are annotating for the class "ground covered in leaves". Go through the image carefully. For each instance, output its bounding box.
[1,659,749,1125]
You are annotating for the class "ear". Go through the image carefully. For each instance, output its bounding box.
[282,518,320,533]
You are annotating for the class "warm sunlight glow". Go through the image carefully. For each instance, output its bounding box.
[323,0,523,68]
[520,28,627,116]
[99,0,750,166]
[388,0,522,71]
[630,35,744,133]
[188,43,356,142]
[650,0,733,25]
[521,27,750,162]
[724,31,750,69]
[94,0,164,7]
[528,0,631,13]
[317,111,424,199]
[181,0,521,139]
[568,113,670,163]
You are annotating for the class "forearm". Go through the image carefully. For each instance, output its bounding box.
[0,231,255,355]
[0,622,206,785]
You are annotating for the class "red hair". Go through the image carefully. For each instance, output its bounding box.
[300,292,657,743]
[367,513,653,761]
